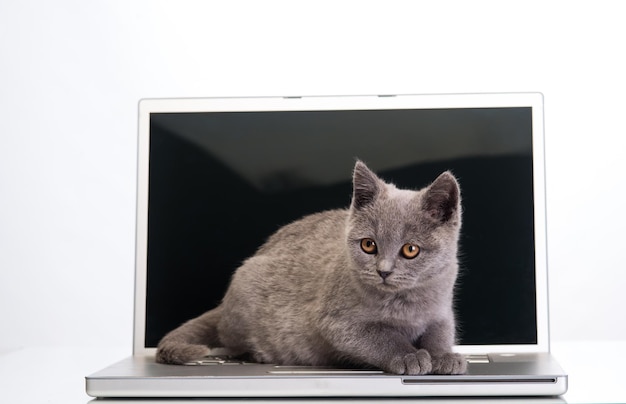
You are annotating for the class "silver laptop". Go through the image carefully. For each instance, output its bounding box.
[86,93,567,398]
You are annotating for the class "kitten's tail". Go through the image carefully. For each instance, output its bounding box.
[156,306,223,364]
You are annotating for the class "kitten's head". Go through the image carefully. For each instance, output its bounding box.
[346,161,462,293]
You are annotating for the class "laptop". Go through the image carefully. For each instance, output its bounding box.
[86,93,567,397]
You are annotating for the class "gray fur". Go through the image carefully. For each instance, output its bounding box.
[156,161,466,375]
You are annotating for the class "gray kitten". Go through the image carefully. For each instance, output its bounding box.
[156,161,466,375]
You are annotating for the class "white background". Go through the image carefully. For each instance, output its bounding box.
[1,0,625,354]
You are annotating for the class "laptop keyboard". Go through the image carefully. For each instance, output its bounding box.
[185,355,257,366]
[185,354,491,366]
[465,354,490,364]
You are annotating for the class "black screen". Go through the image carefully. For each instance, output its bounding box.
[145,107,537,347]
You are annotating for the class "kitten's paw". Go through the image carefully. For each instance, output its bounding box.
[386,349,432,375]
[252,350,273,364]
[431,352,467,374]
[156,342,211,365]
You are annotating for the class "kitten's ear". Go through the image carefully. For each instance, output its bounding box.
[351,161,382,210]
[423,171,461,224]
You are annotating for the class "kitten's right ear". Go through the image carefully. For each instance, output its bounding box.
[423,171,461,224]
[352,160,381,210]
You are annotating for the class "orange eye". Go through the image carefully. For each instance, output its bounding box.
[360,238,378,254]
[401,243,420,259]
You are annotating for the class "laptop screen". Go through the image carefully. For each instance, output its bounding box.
[142,101,538,349]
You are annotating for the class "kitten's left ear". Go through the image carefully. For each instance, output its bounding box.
[351,160,383,210]
[423,171,461,224]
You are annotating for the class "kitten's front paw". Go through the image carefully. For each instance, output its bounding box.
[156,342,211,365]
[431,352,467,374]
[386,349,432,375]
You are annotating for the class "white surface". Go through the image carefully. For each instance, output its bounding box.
[1,0,625,369]
[0,341,623,403]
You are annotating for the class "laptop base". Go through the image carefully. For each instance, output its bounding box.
[86,353,567,397]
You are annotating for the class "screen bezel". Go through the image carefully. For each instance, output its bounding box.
[133,93,549,356]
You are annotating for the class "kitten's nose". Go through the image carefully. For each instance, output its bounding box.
[377,270,392,280]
